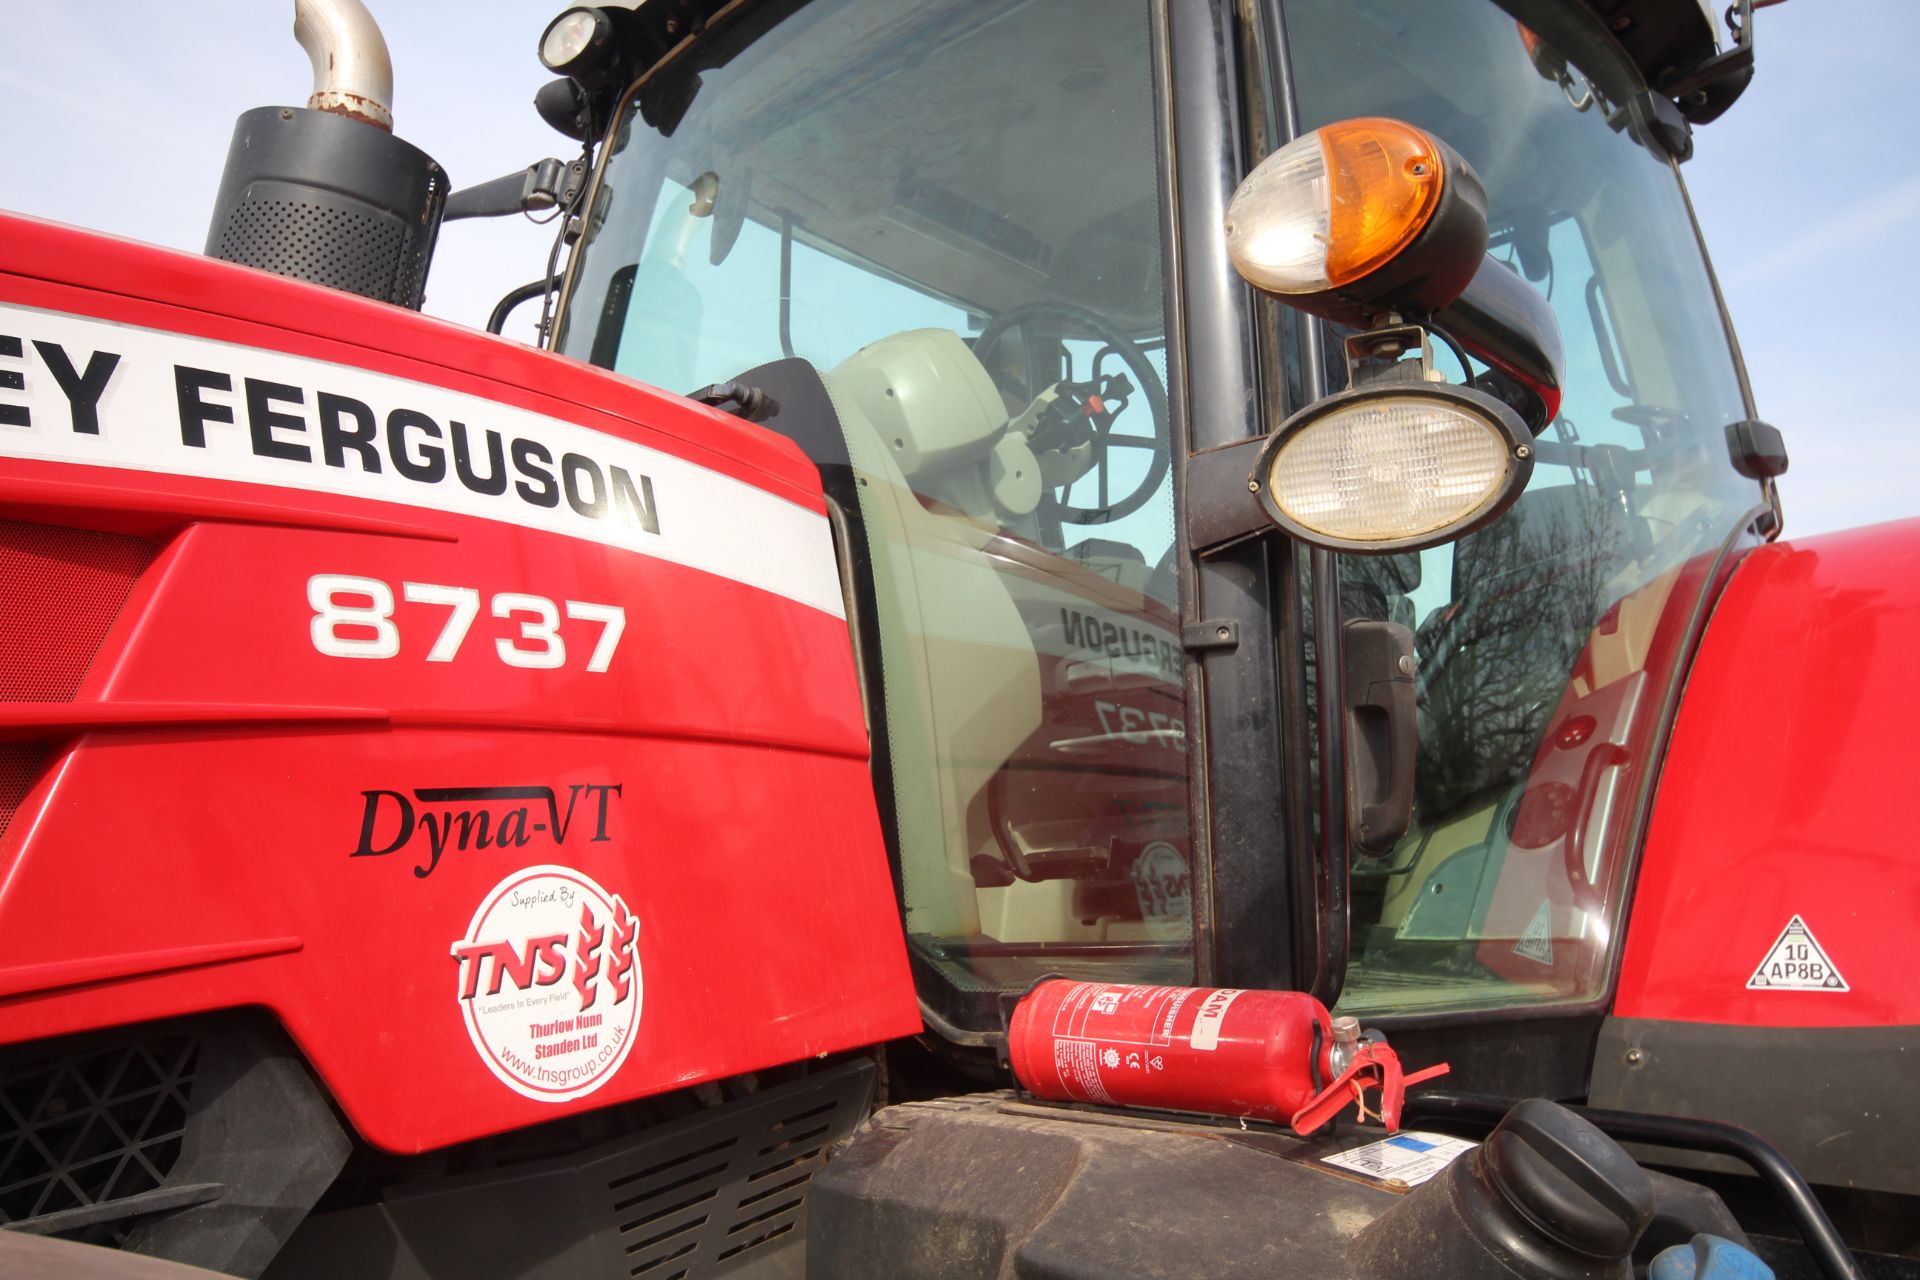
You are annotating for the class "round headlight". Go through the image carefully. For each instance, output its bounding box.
[540,7,612,76]
[1252,382,1533,553]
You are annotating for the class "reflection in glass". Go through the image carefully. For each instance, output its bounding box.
[1284,0,1762,1013]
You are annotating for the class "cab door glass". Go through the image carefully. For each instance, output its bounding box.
[1281,0,1761,1013]
[560,0,1189,1029]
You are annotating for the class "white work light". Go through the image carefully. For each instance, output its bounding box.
[1252,380,1532,553]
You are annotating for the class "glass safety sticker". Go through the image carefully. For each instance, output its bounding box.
[1321,1132,1476,1186]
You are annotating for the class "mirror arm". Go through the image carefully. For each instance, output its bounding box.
[445,158,588,222]
[1428,256,1566,432]
[1183,437,1269,554]
[1662,0,1757,125]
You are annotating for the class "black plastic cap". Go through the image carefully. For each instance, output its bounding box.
[1726,419,1788,480]
[1482,1099,1655,1261]
[535,77,592,141]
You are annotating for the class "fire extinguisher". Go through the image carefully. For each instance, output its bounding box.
[1008,980,1447,1135]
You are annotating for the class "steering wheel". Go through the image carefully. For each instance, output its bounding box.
[971,301,1171,524]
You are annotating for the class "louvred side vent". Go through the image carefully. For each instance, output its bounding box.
[0,521,157,704]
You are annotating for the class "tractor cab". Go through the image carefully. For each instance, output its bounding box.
[9,0,1900,1272]
[550,0,1766,1062]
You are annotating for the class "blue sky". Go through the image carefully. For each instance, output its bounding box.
[3,1,1913,538]
[1680,1,1920,537]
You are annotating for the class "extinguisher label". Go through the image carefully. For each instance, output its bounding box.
[1188,988,1244,1051]
[1051,982,1188,1047]
[1053,1039,1116,1104]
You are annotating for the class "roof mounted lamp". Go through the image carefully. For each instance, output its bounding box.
[534,5,644,141]
[540,7,619,79]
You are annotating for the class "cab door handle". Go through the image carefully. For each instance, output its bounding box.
[1343,619,1417,856]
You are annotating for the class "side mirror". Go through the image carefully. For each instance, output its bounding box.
[1224,118,1565,556]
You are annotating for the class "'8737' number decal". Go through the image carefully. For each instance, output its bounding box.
[307,574,627,673]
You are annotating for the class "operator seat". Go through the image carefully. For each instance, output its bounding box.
[828,328,1045,529]
[709,336,1179,950]
[707,343,1045,944]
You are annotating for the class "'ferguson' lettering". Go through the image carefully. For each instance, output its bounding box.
[172,364,659,536]
[1059,608,1179,676]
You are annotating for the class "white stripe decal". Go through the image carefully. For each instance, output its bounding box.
[0,302,845,618]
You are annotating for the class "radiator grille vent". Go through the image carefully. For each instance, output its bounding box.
[604,1064,872,1279]
[0,521,156,704]
[0,1031,199,1238]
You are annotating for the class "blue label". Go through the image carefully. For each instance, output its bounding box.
[1386,1136,1436,1152]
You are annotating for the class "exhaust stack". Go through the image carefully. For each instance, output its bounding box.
[205,1,445,309]
[294,0,395,130]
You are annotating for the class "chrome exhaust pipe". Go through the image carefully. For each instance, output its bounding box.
[293,0,394,130]
[206,0,444,305]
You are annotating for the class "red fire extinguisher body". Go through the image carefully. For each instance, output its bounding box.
[1008,980,1335,1124]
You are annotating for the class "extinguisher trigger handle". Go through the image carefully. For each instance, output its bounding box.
[1289,1056,1372,1136]
[1376,1048,1405,1131]
[1288,1045,1451,1137]
[1377,1055,1451,1133]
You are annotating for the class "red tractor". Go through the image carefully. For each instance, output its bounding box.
[0,0,1909,1276]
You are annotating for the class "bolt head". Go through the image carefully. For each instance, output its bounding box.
[1625,1047,1645,1067]
[1248,479,1260,492]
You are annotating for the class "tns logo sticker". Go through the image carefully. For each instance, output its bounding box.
[451,866,642,1102]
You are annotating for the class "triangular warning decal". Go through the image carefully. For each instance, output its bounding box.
[1746,915,1848,992]
[1514,900,1553,965]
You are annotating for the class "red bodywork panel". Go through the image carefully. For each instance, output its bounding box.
[1616,518,1920,1028]
[0,214,921,1152]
